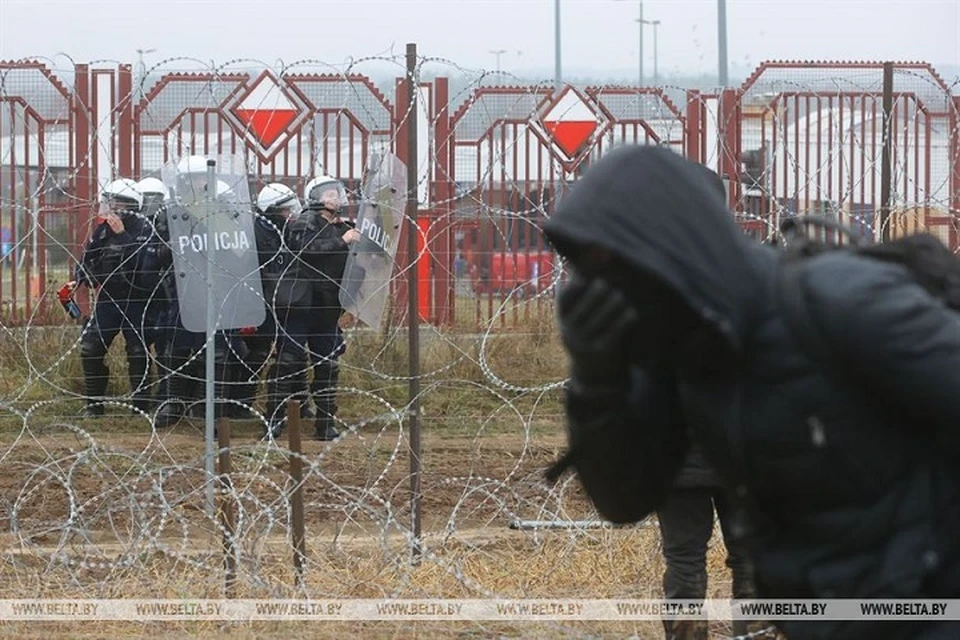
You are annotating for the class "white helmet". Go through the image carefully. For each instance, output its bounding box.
[174,155,222,204]
[99,178,143,213]
[176,154,214,175]
[257,182,301,215]
[304,174,347,213]
[136,177,170,201]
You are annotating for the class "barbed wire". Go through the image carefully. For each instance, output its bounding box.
[0,52,957,637]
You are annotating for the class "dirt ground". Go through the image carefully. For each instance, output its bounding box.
[0,420,743,638]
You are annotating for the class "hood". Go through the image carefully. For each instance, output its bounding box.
[543,145,770,352]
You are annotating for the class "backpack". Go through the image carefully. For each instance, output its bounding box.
[776,215,960,373]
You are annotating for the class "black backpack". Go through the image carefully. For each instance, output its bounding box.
[776,215,960,371]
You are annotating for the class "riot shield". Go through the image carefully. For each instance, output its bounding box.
[161,154,266,333]
[339,152,407,331]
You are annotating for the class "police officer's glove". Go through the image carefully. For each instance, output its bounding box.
[557,272,638,392]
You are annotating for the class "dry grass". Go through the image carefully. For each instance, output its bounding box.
[0,311,746,638]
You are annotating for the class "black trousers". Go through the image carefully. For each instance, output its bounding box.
[657,487,767,640]
[269,306,344,432]
[79,295,150,410]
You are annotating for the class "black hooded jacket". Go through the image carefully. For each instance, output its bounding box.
[543,146,960,640]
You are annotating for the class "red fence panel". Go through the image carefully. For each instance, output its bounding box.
[2,58,957,326]
[0,60,82,324]
[730,61,958,246]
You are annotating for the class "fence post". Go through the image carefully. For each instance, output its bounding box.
[405,42,424,563]
[287,400,306,588]
[879,62,894,243]
[392,77,411,328]
[432,77,455,326]
[685,89,703,164]
[950,96,960,251]
[117,65,134,178]
[718,88,742,211]
[73,64,92,256]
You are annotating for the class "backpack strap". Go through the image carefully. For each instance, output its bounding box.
[775,214,869,370]
[775,257,838,369]
[776,254,915,431]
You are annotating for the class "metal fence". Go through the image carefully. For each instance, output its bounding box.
[1,57,958,326]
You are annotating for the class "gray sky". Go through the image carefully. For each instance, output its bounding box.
[1,0,958,79]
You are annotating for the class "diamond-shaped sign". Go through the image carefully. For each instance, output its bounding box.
[530,86,609,172]
[226,72,305,161]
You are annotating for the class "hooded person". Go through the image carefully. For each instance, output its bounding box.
[542,145,960,640]
[599,161,766,640]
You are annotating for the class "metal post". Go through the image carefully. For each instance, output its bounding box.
[405,43,423,562]
[218,417,236,596]
[718,0,729,86]
[204,159,217,518]
[554,0,562,88]
[651,20,660,85]
[638,0,644,88]
[489,49,507,74]
[880,61,894,242]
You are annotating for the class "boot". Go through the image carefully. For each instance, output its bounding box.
[313,416,340,441]
[80,346,110,418]
[232,340,271,420]
[127,346,153,415]
[300,401,316,421]
[155,355,189,428]
[263,352,306,441]
[81,402,105,418]
[312,360,341,441]
[662,619,709,640]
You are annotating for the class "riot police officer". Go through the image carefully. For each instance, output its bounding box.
[136,177,172,406]
[154,155,245,428]
[235,182,313,430]
[75,178,157,416]
[281,175,360,440]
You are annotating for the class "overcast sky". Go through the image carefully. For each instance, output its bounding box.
[1,0,958,80]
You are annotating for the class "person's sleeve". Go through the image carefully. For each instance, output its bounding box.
[292,214,348,255]
[561,365,688,524]
[76,224,107,286]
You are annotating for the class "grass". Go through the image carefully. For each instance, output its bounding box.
[0,306,760,639]
[0,261,73,324]
[0,306,569,427]
[0,524,742,638]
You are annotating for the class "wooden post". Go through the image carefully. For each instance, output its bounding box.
[287,400,306,587]
[217,417,236,596]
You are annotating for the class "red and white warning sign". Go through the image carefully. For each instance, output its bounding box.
[228,72,304,157]
[531,86,608,169]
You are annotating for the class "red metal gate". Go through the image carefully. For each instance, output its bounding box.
[131,68,394,202]
[728,61,960,247]
[2,58,958,327]
[0,61,90,323]
[442,83,690,327]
